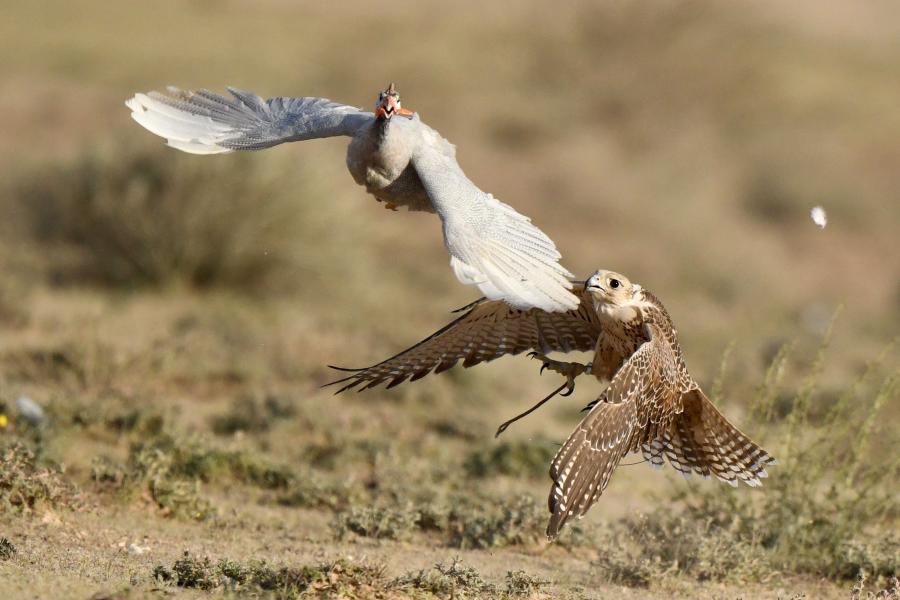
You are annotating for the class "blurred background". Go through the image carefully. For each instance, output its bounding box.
[0,1,897,597]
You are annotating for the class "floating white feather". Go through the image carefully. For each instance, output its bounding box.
[810,205,827,229]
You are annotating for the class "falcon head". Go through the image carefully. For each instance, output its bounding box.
[375,82,414,121]
[585,270,643,321]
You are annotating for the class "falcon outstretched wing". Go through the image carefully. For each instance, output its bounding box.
[126,87,372,154]
[326,283,600,393]
[411,143,579,312]
[546,326,682,539]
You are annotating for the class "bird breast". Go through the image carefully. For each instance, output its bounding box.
[345,122,433,212]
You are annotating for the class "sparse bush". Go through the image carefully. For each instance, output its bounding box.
[153,553,393,597]
[446,494,547,549]
[332,502,423,541]
[9,144,361,292]
[276,474,363,511]
[301,436,386,472]
[153,552,218,590]
[0,443,80,513]
[398,557,496,599]
[0,538,16,560]
[124,432,298,519]
[210,394,295,436]
[128,441,217,521]
[504,570,549,596]
[851,573,899,600]
[463,440,555,479]
[90,455,127,489]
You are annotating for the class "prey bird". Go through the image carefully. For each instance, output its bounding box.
[327,269,775,539]
[126,83,577,312]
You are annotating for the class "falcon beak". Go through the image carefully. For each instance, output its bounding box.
[585,274,604,293]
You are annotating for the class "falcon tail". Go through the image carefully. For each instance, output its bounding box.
[644,389,776,487]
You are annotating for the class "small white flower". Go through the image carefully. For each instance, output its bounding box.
[810,206,827,229]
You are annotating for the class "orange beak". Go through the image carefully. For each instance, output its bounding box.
[375,96,414,120]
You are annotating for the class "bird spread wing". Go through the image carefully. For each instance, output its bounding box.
[547,329,681,539]
[126,87,372,154]
[411,143,579,313]
[325,283,600,393]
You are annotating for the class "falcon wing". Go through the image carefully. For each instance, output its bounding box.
[326,283,600,393]
[126,87,372,154]
[411,143,578,313]
[546,328,682,539]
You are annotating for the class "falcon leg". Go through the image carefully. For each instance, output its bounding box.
[384,202,399,211]
[527,352,592,396]
[495,381,570,438]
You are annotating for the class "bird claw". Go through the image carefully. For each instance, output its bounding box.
[529,352,582,395]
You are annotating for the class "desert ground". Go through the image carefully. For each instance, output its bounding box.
[0,1,897,598]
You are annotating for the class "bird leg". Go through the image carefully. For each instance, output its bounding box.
[495,380,570,438]
[527,352,591,397]
[383,202,399,211]
[494,355,593,437]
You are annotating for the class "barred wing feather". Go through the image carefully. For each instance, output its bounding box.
[326,284,599,393]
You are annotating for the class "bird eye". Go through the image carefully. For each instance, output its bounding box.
[609,279,620,289]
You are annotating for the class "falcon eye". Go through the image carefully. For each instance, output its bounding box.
[609,279,620,289]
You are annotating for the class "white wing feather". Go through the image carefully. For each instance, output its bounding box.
[125,87,372,154]
[412,136,578,312]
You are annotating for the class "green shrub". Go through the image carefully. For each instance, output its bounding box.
[0,538,16,560]
[398,557,496,598]
[0,443,80,513]
[332,503,423,541]
[153,553,392,597]
[446,494,548,550]
[463,440,555,479]
[124,432,294,520]
[9,144,361,293]
[210,394,296,436]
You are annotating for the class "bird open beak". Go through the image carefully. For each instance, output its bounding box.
[375,96,414,120]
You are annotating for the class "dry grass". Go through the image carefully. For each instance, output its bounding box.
[4,144,366,295]
[0,0,898,598]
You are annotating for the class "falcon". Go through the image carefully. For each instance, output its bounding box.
[125,83,577,312]
[327,269,775,539]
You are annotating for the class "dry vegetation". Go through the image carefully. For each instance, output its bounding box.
[0,0,898,598]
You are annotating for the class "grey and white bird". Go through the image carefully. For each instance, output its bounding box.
[125,83,577,312]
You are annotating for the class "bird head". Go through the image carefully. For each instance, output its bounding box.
[374,82,414,120]
[585,270,643,321]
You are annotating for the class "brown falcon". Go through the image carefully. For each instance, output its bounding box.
[327,269,775,539]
